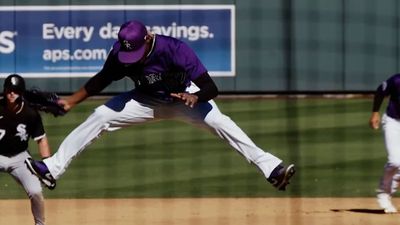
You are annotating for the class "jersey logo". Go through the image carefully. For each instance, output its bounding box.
[15,123,28,141]
[144,73,162,84]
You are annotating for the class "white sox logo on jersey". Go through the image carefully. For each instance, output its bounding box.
[15,124,28,141]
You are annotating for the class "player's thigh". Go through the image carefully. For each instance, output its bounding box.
[9,152,42,194]
[100,91,156,124]
[175,100,229,129]
[0,155,11,172]
[382,114,400,165]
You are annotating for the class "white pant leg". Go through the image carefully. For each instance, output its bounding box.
[181,83,282,178]
[174,97,282,179]
[382,114,400,166]
[379,113,400,193]
[391,172,400,194]
[44,92,156,179]
[9,152,45,225]
[204,100,282,178]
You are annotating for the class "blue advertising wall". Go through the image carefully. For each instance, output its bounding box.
[0,5,234,78]
[0,1,399,93]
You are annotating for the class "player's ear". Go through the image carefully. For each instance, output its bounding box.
[144,34,153,43]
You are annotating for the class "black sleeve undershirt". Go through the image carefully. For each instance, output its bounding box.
[192,72,219,102]
[84,54,123,96]
[372,84,386,112]
[84,70,114,96]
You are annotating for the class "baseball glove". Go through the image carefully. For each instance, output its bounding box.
[23,89,67,117]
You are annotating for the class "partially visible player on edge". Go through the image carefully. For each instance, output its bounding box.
[26,20,295,191]
[369,73,400,213]
[1,74,51,225]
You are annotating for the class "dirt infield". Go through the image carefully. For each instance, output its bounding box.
[0,198,397,225]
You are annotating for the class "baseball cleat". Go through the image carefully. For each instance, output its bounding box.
[25,158,56,190]
[268,164,296,191]
[377,192,398,214]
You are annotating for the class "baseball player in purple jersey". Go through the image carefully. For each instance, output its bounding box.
[369,73,400,213]
[1,74,51,225]
[26,20,295,191]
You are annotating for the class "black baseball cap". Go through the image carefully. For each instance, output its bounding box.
[3,74,25,94]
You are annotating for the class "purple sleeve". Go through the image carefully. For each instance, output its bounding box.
[173,41,207,81]
[378,74,400,97]
[372,74,397,112]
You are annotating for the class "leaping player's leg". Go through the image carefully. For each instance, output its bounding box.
[44,106,117,179]
[175,99,295,191]
[27,91,156,183]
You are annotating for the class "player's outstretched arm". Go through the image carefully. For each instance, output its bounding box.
[59,87,89,111]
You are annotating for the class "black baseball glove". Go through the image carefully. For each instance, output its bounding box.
[23,89,67,117]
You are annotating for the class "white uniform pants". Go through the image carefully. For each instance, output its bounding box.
[0,151,45,225]
[45,86,282,180]
[379,113,400,193]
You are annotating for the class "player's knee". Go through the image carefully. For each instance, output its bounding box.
[205,113,231,128]
[24,180,43,198]
[28,190,44,201]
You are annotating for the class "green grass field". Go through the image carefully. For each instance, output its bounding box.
[0,97,387,198]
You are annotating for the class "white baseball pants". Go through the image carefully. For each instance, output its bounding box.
[44,85,282,181]
[379,113,400,194]
[0,151,45,225]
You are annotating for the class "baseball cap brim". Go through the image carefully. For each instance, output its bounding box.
[113,41,147,64]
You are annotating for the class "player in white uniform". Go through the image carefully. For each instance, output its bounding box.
[0,74,52,225]
[369,73,400,213]
[26,20,295,192]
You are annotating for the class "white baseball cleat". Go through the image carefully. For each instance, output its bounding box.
[377,192,398,214]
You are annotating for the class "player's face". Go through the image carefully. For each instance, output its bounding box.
[4,88,21,104]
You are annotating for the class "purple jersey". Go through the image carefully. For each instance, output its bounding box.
[374,73,400,119]
[85,35,208,98]
[140,35,207,81]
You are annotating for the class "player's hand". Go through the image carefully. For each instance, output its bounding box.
[57,98,73,112]
[170,92,198,108]
[369,112,381,130]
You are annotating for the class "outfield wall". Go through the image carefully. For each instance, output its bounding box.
[0,0,398,92]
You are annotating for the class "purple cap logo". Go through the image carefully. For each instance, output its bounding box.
[114,20,148,63]
[122,40,133,50]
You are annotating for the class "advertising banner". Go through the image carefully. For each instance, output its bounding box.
[0,5,235,78]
